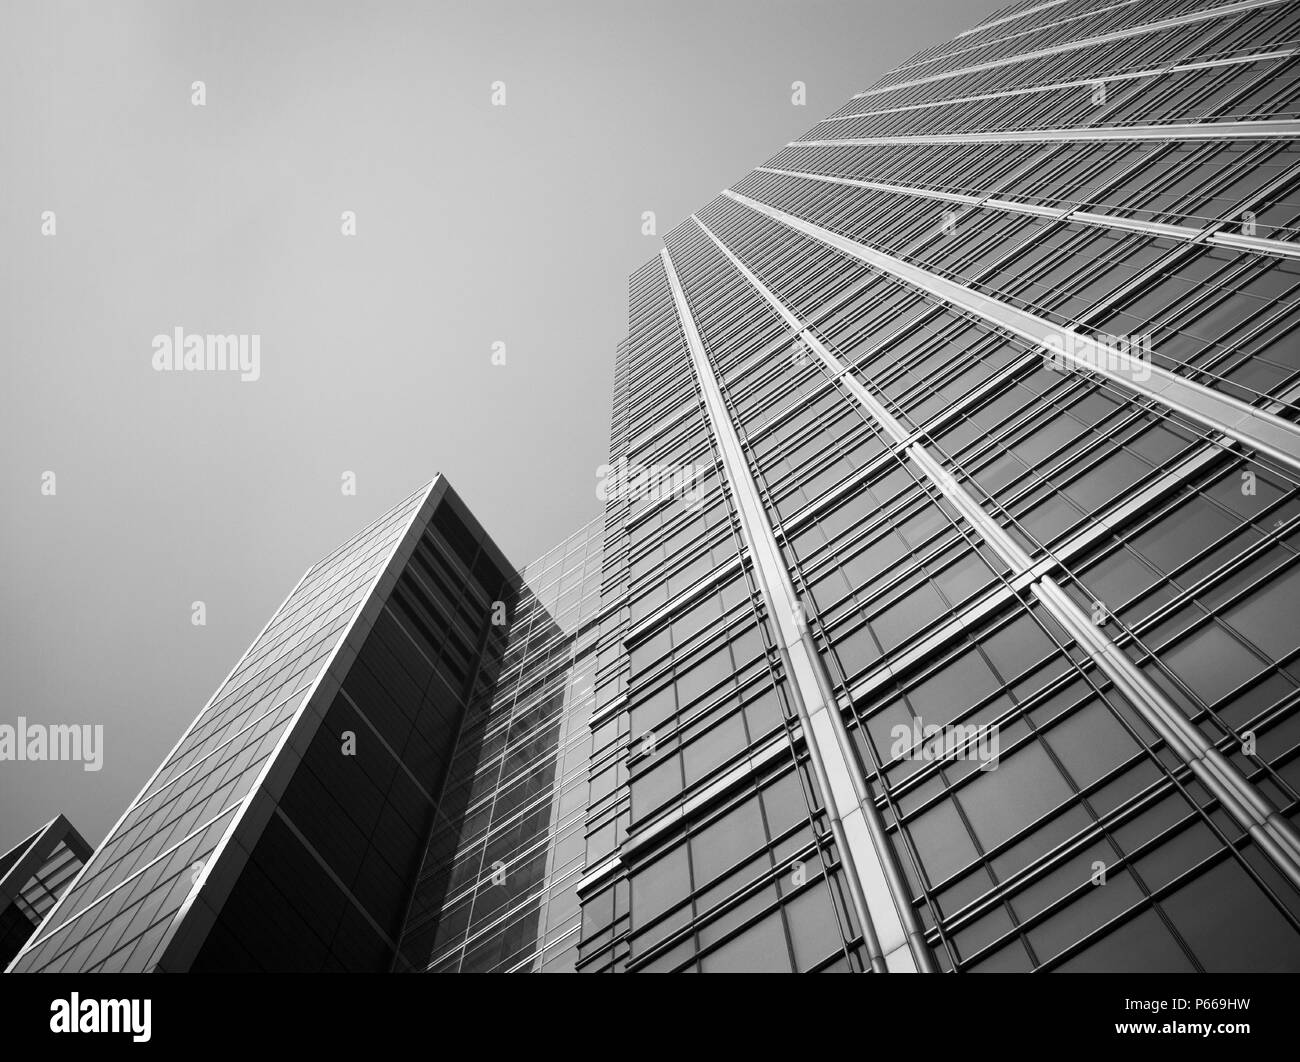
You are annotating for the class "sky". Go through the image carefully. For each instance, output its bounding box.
[0,0,1007,854]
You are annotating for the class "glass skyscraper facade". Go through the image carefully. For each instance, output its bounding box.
[0,815,91,971]
[6,480,605,974]
[8,0,1300,974]
[397,517,604,973]
[575,0,1300,972]
[6,478,520,972]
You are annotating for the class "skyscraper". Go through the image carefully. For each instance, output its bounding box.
[9,0,1300,974]
[5,477,606,974]
[6,478,525,972]
[0,815,91,971]
[395,516,604,973]
[575,0,1300,972]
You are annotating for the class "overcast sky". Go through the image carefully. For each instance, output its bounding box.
[0,0,1005,854]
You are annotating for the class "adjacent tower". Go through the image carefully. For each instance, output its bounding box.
[7,478,524,972]
[0,815,92,970]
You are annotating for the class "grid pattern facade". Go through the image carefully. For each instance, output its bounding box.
[187,488,515,972]
[7,484,430,973]
[578,272,877,973]
[8,0,1300,977]
[0,817,91,970]
[1,838,83,931]
[6,479,606,974]
[397,517,605,973]
[576,0,1300,972]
